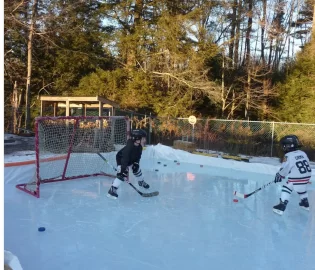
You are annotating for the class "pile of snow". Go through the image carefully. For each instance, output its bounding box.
[143,144,281,176]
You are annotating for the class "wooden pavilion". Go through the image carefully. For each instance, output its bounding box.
[39,96,120,117]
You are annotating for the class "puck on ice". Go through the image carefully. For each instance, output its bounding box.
[177,162,180,165]
[155,169,159,171]
[164,164,167,167]
[174,160,177,162]
[233,199,238,203]
[200,165,203,167]
[157,161,161,164]
[38,227,46,232]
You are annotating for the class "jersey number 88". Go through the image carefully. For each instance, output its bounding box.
[296,160,312,174]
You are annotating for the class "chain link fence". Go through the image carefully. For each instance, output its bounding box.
[115,108,153,145]
[118,113,315,161]
[7,104,315,161]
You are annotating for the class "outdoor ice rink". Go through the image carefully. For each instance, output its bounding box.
[4,145,315,270]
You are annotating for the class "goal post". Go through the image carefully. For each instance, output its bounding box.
[16,116,130,198]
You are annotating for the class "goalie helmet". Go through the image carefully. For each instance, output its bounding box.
[131,129,147,141]
[280,135,301,153]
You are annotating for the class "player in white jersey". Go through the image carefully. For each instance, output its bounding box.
[273,135,312,215]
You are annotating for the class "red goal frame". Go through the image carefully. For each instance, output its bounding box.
[16,116,130,198]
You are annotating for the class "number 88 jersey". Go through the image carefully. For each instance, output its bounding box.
[280,150,312,184]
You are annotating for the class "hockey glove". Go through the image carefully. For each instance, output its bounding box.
[132,162,140,173]
[117,167,129,181]
[274,173,284,183]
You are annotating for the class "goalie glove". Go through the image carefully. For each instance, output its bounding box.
[274,172,284,183]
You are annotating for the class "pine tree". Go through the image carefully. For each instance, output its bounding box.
[276,39,315,123]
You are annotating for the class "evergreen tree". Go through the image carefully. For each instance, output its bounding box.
[40,0,114,93]
[275,39,315,123]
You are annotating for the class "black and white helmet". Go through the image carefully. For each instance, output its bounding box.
[280,135,301,153]
[131,129,147,141]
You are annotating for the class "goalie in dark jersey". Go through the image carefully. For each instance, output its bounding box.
[107,129,150,199]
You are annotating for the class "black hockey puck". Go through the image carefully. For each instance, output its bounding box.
[157,161,161,164]
[38,227,46,232]
[174,160,177,162]
[155,169,159,171]
[164,164,167,167]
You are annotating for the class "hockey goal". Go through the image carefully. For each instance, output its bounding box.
[16,116,130,198]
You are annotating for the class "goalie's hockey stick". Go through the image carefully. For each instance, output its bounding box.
[97,152,159,197]
[234,180,275,199]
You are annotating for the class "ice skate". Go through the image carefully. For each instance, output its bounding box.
[299,198,309,211]
[138,180,150,189]
[107,186,118,199]
[273,199,288,215]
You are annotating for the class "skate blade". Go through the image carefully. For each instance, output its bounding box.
[300,206,309,211]
[107,193,117,200]
[273,209,284,215]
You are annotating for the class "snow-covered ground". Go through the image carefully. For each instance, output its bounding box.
[4,143,315,270]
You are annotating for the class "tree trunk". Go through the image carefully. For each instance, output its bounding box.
[221,53,225,116]
[126,0,143,68]
[244,0,252,119]
[261,0,267,65]
[228,0,237,67]
[245,71,251,119]
[245,0,252,66]
[230,89,235,119]
[262,78,270,119]
[25,0,38,130]
[11,81,18,133]
[234,0,242,67]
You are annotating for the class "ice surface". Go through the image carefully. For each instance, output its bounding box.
[4,145,315,270]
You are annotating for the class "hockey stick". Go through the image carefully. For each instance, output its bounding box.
[234,180,275,199]
[97,152,159,197]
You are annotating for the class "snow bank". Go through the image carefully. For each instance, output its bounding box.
[144,144,281,176]
[4,250,23,270]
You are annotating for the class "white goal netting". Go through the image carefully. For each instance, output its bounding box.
[16,116,130,198]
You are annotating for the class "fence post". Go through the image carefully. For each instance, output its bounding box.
[188,116,197,143]
[271,121,275,157]
[149,112,152,145]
